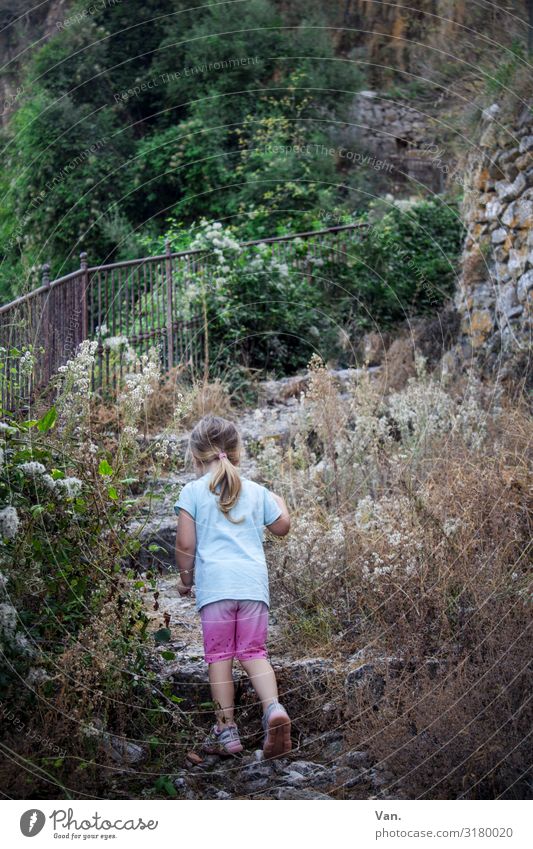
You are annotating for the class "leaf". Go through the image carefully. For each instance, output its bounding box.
[153,627,171,644]
[98,459,114,476]
[51,468,65,480]
[160,650,175,661]
[154,776,177,799]
[37,406,57,432]
[170,695,184,704]
[107,486,118,500]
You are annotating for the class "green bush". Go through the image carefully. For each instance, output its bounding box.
[147,200,464,376]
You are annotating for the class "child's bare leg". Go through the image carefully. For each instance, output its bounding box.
[239,658,279,712]
[208,659,235,725]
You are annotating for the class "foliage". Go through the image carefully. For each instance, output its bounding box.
[0,0,363,302]
[136,200,463,377]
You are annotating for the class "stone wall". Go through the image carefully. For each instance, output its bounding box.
[349,90,444,192]
[352,90,438,155]
[452,103,533,375]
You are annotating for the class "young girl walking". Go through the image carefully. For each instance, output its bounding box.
[174,415,292,759]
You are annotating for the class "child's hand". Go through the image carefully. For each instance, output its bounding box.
[177,580,192,596]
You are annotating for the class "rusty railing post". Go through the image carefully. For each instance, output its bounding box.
[79,250,89,343]
[41,262,51,385]
[165,238,174,370]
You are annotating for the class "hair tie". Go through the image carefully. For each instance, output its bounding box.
[218,452,227,460]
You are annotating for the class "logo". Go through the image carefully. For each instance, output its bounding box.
[20,810,46,837]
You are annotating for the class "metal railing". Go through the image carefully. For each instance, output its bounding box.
[0,222,368,413]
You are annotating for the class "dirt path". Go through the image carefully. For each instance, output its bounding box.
[135,372,388,799]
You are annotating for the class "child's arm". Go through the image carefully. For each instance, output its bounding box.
[266,493,290,537]
[175,509,196,595]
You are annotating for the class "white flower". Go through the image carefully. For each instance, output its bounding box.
[41,475,56,491]
[96,324,109,336]
[0,601,17,637]
[0,506,19,540]
[14,631,34,655]
[18,461,47,476]
[443,519,461,537]
[19,350,34,376]
[0,447,3,469]
[0,422,16,435]
[104,335,129,351]
[26,667,50,685]
[54,477,83,497]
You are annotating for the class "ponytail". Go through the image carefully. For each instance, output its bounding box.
[209,454,243,523]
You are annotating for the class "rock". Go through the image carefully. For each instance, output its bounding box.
[173,776,196,799]
[185,751,204,766]
[519,135,533,154]
[362,331,386,366]
[283,770,307,785]
[240,762,275,784]
[508,248,528,277]
[215,790,232,800]
[515,152,533,172]
[514,199,533,228]
[275,657,337,696]
[491,227,507,244]
[495,173,527,202]
[288,760,330,780]
[345,662,384,703]
[517,270,533,302]
[468,309,494,347]
[482,103,500,122]
[497,284,521,319]
[130,515,177,571]
[485,198,502,220]
[103,735,147,765]
[340,750,371,769]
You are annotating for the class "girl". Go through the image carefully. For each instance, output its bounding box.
[174,415,292,759]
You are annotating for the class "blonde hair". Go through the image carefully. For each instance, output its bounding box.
[189,415,243,522]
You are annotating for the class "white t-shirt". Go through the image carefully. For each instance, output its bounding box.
[174,473,282,611]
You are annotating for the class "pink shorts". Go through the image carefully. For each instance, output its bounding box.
[199,599,268,664]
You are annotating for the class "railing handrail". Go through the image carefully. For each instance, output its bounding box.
[0,221,368,315]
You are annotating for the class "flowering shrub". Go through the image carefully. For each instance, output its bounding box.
[0,345,199,797]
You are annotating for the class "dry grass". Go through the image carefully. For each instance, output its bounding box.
[263,360,532,799]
